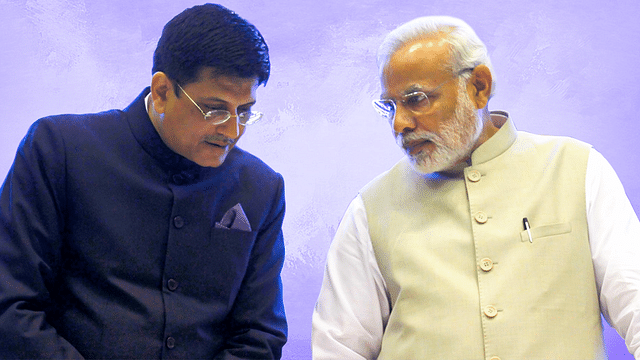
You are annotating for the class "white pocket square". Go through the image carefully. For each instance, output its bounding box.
[215,203,252,232]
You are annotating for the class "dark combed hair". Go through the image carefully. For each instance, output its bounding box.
[152,3,270,88]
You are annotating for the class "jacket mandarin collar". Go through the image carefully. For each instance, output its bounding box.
[124,87,201,184]
[469,110,517,166]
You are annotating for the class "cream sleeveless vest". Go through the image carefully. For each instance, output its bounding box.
[361,115,604,359]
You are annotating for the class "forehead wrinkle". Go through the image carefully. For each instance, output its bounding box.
[382,83,426,100]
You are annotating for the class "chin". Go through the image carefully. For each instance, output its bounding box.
[191,154,227,168]
[408,153,457,174]
[190,146,233,168]
[203,158,226,168]
[409,161,440,175]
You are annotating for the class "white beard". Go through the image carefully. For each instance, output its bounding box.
[396,79,484,174]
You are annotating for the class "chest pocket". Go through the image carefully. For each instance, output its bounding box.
[520,222,571,242]
[181,228,256,303]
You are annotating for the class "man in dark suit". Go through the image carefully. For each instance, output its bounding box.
[0,4,287,359]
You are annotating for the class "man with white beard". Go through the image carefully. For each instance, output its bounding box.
[311,16,640,359]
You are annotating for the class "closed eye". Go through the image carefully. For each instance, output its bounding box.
[402,92,430,109]
[203,104,227,112]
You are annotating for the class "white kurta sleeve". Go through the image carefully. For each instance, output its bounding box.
[586,148,640,358]
[311,195,390,360]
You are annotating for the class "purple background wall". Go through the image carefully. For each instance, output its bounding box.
[2,0,639,358]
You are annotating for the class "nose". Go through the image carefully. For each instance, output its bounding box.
[216,114,241,139]
[392,106,417,134]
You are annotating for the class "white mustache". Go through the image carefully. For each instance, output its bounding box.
[397,131,440,149]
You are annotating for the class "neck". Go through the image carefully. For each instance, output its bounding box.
[471,108,499,151]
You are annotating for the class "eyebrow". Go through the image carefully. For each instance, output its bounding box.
[402,85,425,96]
[201,97,257,108]
[381,82,437,100]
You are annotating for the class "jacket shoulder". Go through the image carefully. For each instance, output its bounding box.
[227,147,283,183]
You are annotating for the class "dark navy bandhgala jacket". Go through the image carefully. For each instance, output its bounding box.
[0,88,287,359]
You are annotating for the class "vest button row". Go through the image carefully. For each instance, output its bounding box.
[467,170,481,182]
[480,258,494,272]
[484,305,498,318]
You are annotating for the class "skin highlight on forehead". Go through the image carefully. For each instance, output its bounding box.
[407,37,448,54]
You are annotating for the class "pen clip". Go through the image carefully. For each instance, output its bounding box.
[523,217,533,243]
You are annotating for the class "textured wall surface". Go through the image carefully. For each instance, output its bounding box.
[1,0,639,358]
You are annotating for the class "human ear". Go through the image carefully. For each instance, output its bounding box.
[150,72,172,114]
[468,65,492,109]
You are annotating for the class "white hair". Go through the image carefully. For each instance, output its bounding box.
[377,16,496,97]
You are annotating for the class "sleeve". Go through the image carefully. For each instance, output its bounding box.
[586,148,640,358]
[0,119,84,358]
[215,174,288,360]
[311,195,390,360]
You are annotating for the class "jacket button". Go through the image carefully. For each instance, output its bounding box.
[484,305,498,318]
[173,216,184,228]
[474,212,488,224]
[166,336,175,349]
[467,170,481,182]
[480,258,494,272]
[167,279,178,291]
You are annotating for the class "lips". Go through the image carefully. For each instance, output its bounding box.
[205,141,227,148]
[403,139,432,155]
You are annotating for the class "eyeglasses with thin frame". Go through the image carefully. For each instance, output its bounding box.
[176,83,263,126]
[372,68,475,126]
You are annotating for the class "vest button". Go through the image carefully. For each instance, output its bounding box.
[484,305,498,318]
[474,212,488,224]
[467,170,481,182]
[166,336,176,349]
[173,216,185,228]
[489,357,501,360]
[480,258,494,272]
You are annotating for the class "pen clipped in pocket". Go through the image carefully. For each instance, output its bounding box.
[520,222,572,242]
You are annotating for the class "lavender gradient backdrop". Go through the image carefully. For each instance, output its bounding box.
[2,0,639,358]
